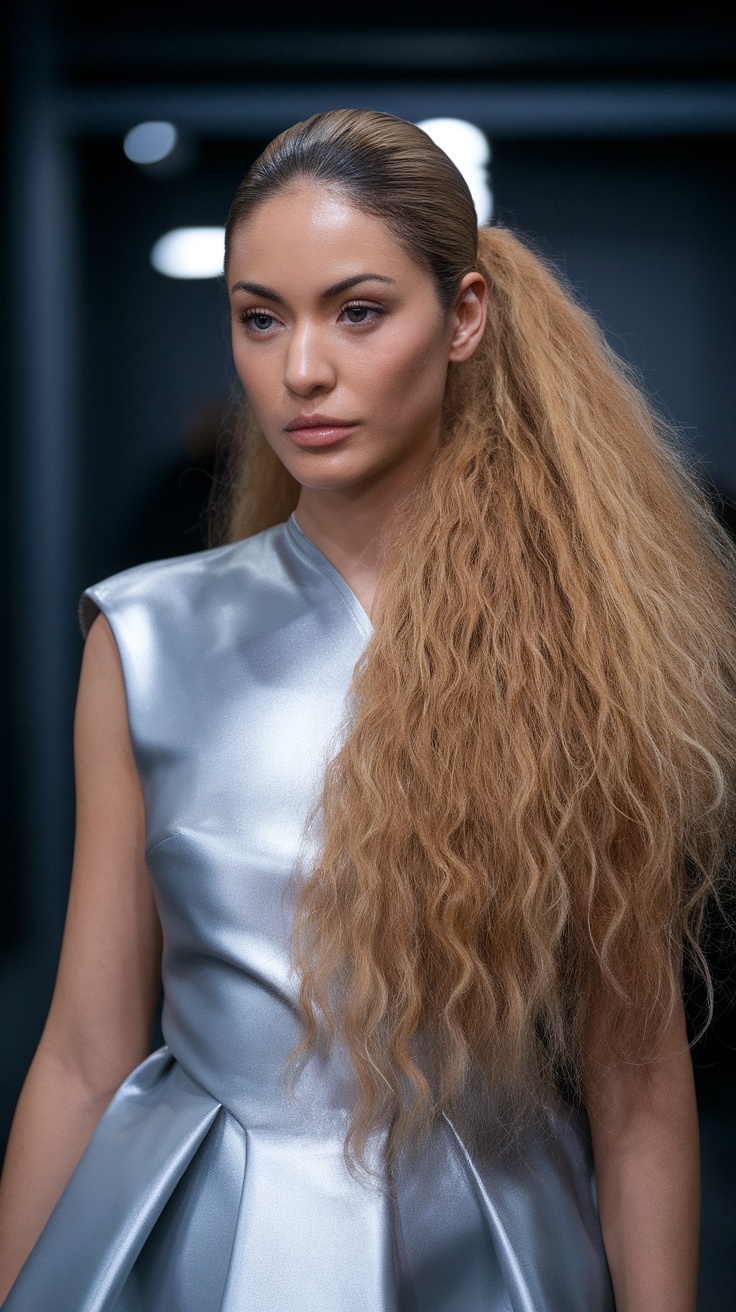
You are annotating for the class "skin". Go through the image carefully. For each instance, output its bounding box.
[0,615,161,1301]
[0,182,699,1310]
[227,182,486,617]
[585,1003,700,1312]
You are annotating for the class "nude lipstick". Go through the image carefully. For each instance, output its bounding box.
[284,414,358,447]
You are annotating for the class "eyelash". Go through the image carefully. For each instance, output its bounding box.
[239,301,385,333]
[240,309,278,332]
[342,300,384,324]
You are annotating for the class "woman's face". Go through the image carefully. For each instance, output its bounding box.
[227,182,485,498]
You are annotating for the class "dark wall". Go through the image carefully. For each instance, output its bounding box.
[494,136,736,497]
[2,8,735,1302]
[80,139,262,582]
[52,0,736,34]
[0,2,19,957]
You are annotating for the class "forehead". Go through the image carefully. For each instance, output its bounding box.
[227,182,425,284]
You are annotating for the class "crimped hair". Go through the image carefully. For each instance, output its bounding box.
[222,109,736,1165]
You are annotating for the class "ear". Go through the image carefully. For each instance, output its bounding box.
[447,271,487,363]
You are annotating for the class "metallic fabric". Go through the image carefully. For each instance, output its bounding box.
[4,516,614,1311]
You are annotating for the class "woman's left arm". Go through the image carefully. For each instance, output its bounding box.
[585,998,700,1312]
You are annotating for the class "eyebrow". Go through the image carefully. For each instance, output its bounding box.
[229,273,396,302]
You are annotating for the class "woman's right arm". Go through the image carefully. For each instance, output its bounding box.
[0,615,163,1302]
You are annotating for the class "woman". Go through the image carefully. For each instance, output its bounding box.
[1,108,734,1312]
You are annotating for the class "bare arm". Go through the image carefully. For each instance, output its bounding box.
[586,998,700,1312]
[0,615,162,1301]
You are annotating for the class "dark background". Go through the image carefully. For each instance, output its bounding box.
[1,2,735,1303]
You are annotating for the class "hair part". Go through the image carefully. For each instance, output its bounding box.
[219,109,736,1168]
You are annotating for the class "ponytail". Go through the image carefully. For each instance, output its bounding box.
[292,225,736,1165]
[218,109,736,1167]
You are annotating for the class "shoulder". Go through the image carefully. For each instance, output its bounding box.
[79,524,290,641]
[77,525,298,779]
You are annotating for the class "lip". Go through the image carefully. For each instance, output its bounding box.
[284,414,359,448]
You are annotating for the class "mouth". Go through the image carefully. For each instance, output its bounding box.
[284,414,359,448]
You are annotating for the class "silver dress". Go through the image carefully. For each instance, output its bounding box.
[4,516,614,1312]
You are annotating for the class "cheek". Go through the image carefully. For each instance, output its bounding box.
[231,339,278,409]
[230,334,249,388]
[354,324,447,415]
[231,333,254,383]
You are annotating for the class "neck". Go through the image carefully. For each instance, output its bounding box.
[293,443,436,621]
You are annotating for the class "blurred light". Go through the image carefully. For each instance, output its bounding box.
[124,121,178,165]
[150,228,225,279]
[416,118,493,226]
[418,118,489,167]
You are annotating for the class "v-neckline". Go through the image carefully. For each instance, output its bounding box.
[285,514,374,638]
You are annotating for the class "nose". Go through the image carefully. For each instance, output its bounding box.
[283,320,336,397]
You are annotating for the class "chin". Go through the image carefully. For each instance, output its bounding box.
[286,457,378,492]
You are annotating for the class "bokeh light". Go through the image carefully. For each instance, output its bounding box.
[416,118,493,225]
[124,121,179,165]
[150,227,226,279]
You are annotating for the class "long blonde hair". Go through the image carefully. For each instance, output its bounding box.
[222,110,736,1163]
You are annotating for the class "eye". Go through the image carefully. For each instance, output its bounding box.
[341,302,383,326]
[241,309,279,333]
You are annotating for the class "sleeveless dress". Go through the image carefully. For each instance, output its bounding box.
[3,516,614,1312]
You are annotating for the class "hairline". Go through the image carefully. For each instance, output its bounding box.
[224,173,464,313]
